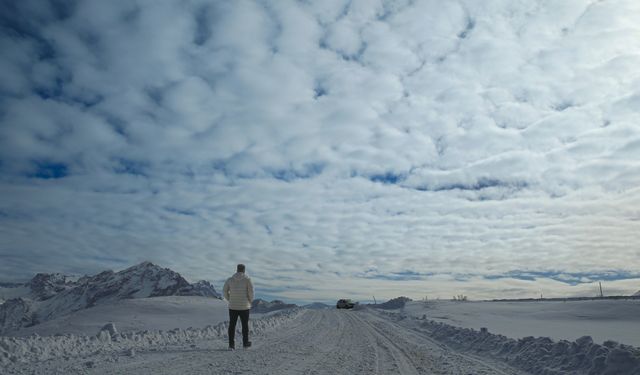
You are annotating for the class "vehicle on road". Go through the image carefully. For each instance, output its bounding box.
[336,299,356,309]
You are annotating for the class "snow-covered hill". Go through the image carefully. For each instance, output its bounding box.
[373,296,413,309]
[8,296,232,337]
[251,298,297,313]
[0,262,221,335]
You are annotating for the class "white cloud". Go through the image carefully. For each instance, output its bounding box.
[1,0,639,302]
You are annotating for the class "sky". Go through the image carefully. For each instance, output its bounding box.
[0,0,639,304]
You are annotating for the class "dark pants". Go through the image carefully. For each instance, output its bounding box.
[228,309,250,347]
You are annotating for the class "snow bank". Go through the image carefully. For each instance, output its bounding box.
[396,312,640,375]
[374,296,412,309]
[0,308,303,366]
[403,299,640,346]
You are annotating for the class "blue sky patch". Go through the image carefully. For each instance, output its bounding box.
[30,161,68,179]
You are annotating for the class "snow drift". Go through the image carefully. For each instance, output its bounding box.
[384,310,640,375]
[0,308,303,366]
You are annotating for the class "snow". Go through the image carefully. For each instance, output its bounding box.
[2,307,639,374]
[0,308,303,370]
[380,309,640,375]
[4,265,639,374]
[403,299,640,347]
[1,309,527,374]
[6,296,234,337]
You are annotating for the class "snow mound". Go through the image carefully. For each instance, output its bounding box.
[412,315,640,375]
[375,296,412,309]
[0,308,303,366]
[99,323,118,338]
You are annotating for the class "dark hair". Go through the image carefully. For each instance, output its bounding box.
[237,264,245,273]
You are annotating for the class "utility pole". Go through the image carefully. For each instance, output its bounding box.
[599,282,604,298]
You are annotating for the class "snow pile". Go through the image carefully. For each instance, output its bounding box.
[374,296,412,310]
[0,308,303,366]
[413,316,640,375]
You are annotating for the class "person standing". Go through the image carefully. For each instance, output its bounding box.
[223,263,254,350]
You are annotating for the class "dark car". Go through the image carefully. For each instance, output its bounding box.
[336,299,356,309]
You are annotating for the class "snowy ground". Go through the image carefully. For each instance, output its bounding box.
[2,309,529,375]
[403,299,640,347]
[7,296,234,337]
[2,300,640,374]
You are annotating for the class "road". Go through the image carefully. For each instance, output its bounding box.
[78,308,527,375]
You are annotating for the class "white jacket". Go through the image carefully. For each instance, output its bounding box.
[223,272,254,310]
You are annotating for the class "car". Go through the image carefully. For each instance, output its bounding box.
[336,299,356,309]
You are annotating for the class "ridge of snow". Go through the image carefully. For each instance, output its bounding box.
[176,280,221,298]
[28,273,71,301]
[0,308,303,366]
[380,310,640,375]
[373,296,413,309]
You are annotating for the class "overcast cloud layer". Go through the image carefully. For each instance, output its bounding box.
[1,0,639,303]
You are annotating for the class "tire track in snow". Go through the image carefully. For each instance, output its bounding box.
[359,309,528,375]
[343,312,420,374]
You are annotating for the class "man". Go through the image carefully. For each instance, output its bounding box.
[223,263,254,350]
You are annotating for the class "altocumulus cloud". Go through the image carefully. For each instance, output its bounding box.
[1,0,639,303]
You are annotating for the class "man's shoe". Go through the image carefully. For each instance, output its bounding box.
[228,345,235,351]
[243,341,252,349]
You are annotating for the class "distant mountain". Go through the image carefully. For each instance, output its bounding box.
[0,282,24,288]
[0,262,221,334]
[303,302,331,310]
[28,273,74,300]
[178,280,221,298]
[251,299,297,313]
[633,290,640,297]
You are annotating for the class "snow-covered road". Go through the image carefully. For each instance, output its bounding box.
[41,309,525,375]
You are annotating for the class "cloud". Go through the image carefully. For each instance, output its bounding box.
[1,0,639,302]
